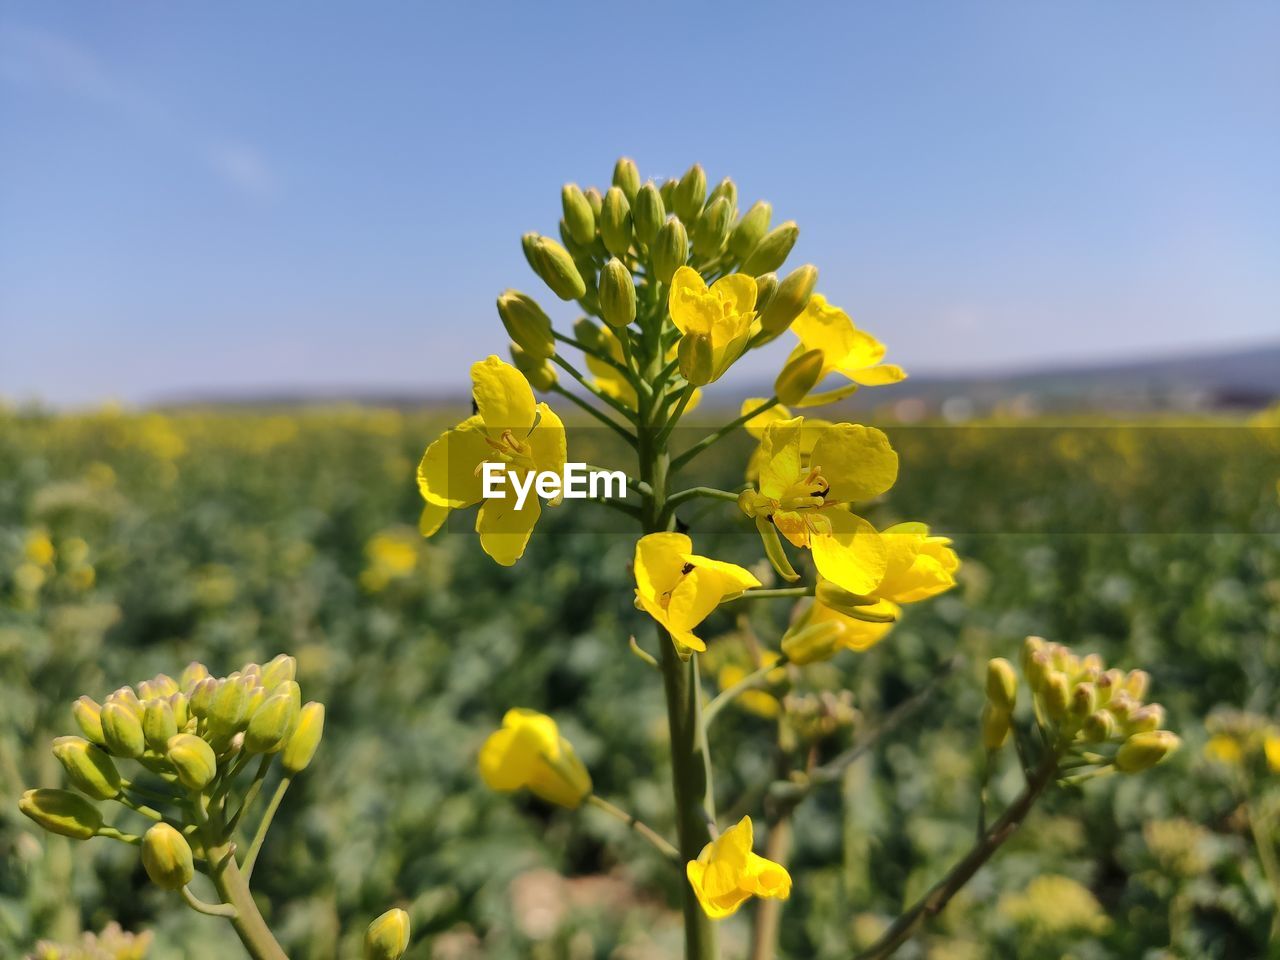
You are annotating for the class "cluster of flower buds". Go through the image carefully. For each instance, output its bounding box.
[996,636,1181,773]
[781,689,858,743]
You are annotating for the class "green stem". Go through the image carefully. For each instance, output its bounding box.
[182,885,239,919]
[242,776,291,881]
[734,586,814,601]
[661,486,741,522]
[656,383,696,449]
[703,657,790,729]
[553,329,633,380]
[670,396,780,472]
[550,353,640,423]
[1246,798,1280,942]
[550,384,638,447]
[226,755,273,834]
[587,794,681,862]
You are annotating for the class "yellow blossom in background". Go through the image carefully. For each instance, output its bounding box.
[717,652,785,718]
[686,816,791,919]
[782,294,905,407]
[25,530,55,567]
[633,533,761,654]
[1266,728,1280,774]
[417,356,567,565]
[1204,734,1245,766]
[669,267,757,385]
[740,417,897,595]
[360,528,420,592]
[478,708,591,809]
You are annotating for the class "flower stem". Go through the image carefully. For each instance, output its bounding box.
[703,656,790,729]
[587,794,680,862]
[549,384,637,447]
[671,396,779,472]
[242,776,291,882]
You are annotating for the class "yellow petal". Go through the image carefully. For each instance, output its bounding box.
[811,511,887,595]
[476,492,541,565]
[709,272,757,317]
[809,424,898,502]
[741,398,791,438]
[528,402,567,474]
[669,266,713,334]
[417,415,489,508]
[846,362,907,386]
[472,355,536,436]
[688,555,762,595]
[757,417,805,501]
[634,532,693,602]
[419,501,450,537]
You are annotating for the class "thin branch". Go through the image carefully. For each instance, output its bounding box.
[241,776,291,881]
[662,485,741,521]
[670,396,780,472]
[549,384,638,448]
[587,794,681,863]
[655,383,696,449]
[733,586,814,601]
[552,330,633,380]
[550,353,640,423]
[703,656,791,728]
[182,885,239,919]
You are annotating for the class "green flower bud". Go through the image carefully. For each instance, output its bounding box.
[282,702,325,774]
[1106,692,1137,723]
[364,907,411,960]
[141,823,194,891]
[277,679,303,713]
[1041,670,1070,722]
[510,343,557,391]
[1127,704,1165,734]
[1115,730,1180,773]
[52,736,121,800]
[260,653,297,691]
[632,182,665,248]
[583,186,603,219]
[1124,669,1150,701]
[496,290,555,361]
[101,701,146,758]
[143,698,178,752]
[754,272,778,315]
[981,702,1012,751]
[692,196,733,258]
[708,176,737,210]
[600,187,633,258]
[742,220,799,276]
[774,348,825,405]
[561,183,596,246]
[1070,682,1098,721]
[19,788,102,840]
[759,264,818,339]
[528,236,587,301]
[188,676,217,719]
[753,514,800,583]
[612,157,640,203]
[169,691,190,730]
[149,674,180,698]
[728,201,772,259]
[658,178,677,212]
[244,685,268,721]
[1082,710,1117,742]
[598,258,636,329]
[678,332,716,387]
[1095,669,1123,706]
[72,696,106,747]
[652,217,689,284]
[521,232,540,272]
[180,661,209,692]
[208,676,253,734]
[1025,650,1052,693]
[672,163,707,225]
[985,658,1018,711]
[107,687,143,719]
[1020,636,1046,675]
[815,579,885,619]
[781,619,846,666]
[167,733,218,791]
[573,317,608,354]
[245,693,299,754]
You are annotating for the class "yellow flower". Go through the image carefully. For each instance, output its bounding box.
[669,266,757,385]
[633,532,761,654]
[740,399,831,483]
[874,522,960,603]
[24,530,55,567]
[805,590,900,654]
[1204,734,1244,766]
[686,816,792,919]
[717,653,785,718]
[782,294,905,407]
[417,356,566,566]
[478,708,591,809]
[740,417,897,595]
[1265,728,1280,774]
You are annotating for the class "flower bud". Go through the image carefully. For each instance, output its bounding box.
[1041,670,1070,721]
[167,733,218,791]
[561,183,596,246]
[1106,692,1136,723]
[180,661,210,692]
[672,163,707,225]
[364,908,411,960]
[496,291,555,361]
[754,272,778,314]
[1127,704,1165,734]
[19,788,102,840]
[141,823,194,891]
[101,702,146,758]
[632,182,665,248]
[510,343,557,391]
[52,736,121,800]
[1025,650,1051,692]
[600,187,633,258]
[692,196,733,258]
[208,676,253,734]
[150,674,180,698]
[759,265,818,339]
[169,691,190,729]
[1070,682,1097,721]
[598,258,637,329]
[612,157,640,203]
[774,348,825,405]
[985,658,1017,711]
[708,176,737,209]
[583,186,603,219]
[72,696,106,747]
[1115,730,1180,773]
[282,702,325,774]
[245,693,299,754]
[781,619,847,665]
[981,703,1012,751]
[1082,710,1117,742]
[107,687,143,719]
[815,579,879,617]
[573,317,607,354]
[244,684,268,719]
[728,200,772,260]
[521,231,540,272]
[1124,669,1150,701]
[754,515,800,583]
[652,218,689,284]
[260,653,297,691]
[742,221,799,276]
[188,676,218,719]
[277,679,303,713]
[1020,636,1045,674]
[143,698,178,752]
[528,236,587,301]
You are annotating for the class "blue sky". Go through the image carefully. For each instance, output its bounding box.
[2,2,1277,406]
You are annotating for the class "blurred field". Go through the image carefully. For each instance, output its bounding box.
[2,403,1279,960]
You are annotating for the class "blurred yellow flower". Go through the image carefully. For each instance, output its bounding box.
[25,530,55,567]
[360,528,420,592]
[1203,734,1244,766]
[1266,728,1280,774]
[633,533,760,654]
[478,708,591,809]
[417,356,566,566]
[717,653,785,718]
[782,294,905,406]
[686,816,791,919]
[669,266,757,385]
[740,417,897,595]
